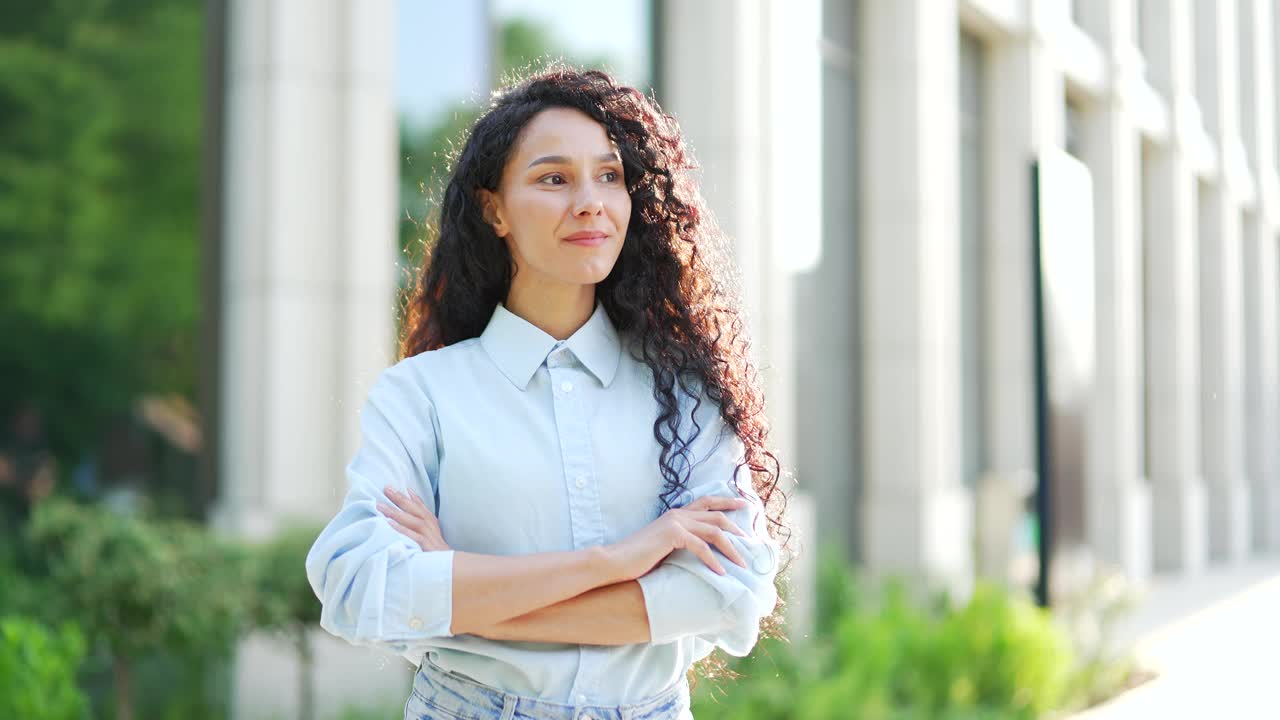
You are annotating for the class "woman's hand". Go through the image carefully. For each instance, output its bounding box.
[605,495,751,582]
[377,485,451,552]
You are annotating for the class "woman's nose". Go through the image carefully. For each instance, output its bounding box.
[572,186,604,215]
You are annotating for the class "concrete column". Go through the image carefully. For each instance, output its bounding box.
[1079,0,1152,582]
[217,1,404,716]
[1242,210,1280,550]
[659,0,801,466]
[796,0,862,563]
[861,0,971,590]
[659,0,810,624]
[216,0,398,540]
[1196,0,1251,562]
[1241,0,1280,551]
[659,0,764,323]
[1142,0,1208,573]
[978,2,1066,587]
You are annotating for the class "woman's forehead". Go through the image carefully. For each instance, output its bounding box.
[511,108,618,161]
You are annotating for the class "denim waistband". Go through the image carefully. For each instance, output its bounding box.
[408,654,690,720]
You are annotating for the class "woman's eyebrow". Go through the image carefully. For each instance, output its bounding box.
[527,152,621,169]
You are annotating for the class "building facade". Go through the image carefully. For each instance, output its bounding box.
[209,0,1280,716]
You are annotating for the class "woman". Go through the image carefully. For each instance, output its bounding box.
[306,65,789,720]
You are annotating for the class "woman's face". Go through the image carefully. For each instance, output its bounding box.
[480,107,631,295]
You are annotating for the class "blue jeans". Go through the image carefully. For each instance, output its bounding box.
[404,655,693,720]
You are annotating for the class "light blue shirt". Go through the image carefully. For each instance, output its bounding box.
[305,300,780,705]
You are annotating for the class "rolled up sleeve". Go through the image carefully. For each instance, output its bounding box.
[305,362,456,651]
[636,392,781,656]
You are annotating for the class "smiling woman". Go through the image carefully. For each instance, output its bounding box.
[477,107,633,325]
[305,65,790,720]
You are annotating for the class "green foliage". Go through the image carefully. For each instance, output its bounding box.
[22,498,252,661]
[20,498,251,719]
[692,553,1085,720]
[249,524,325,635]
[0,615,89,720]
[246,524,328,720]
[0,536,54,619]
[4,503,341,719]
[334,702,410,720]
[0,0,203,460]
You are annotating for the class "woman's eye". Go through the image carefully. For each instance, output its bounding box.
[540,174,567,185]
[601,171,619,183]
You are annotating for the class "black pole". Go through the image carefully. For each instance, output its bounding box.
[1030,160,1052,608]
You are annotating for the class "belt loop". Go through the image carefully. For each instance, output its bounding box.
[498,693,517,720]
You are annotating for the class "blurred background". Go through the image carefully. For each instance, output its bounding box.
[2,0,1279,718]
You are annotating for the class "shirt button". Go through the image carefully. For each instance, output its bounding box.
[577,694,587,704]
[408,617,424,631]
[561,380,574,393]
[575,475,587,489]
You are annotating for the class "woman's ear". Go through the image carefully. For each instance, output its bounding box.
[476,189,508,238]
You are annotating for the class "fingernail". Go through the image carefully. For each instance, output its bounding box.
[376,504,389,514]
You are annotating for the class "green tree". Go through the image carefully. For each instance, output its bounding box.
[249,525,326,720]
[23,498,252,720]
[0,0,203,461]
[0,616,89,720]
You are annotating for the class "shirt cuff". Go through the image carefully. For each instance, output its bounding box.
[407,549,455,638]
[636,561,743,645]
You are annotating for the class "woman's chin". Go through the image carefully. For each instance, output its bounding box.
[563,264,619,287]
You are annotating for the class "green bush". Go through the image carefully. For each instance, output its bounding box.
[249,524,326,720]
[0,615,90,720]
[692,554,1082,720]
[22,497,253,720]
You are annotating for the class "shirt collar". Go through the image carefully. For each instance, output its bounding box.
[480,300,622,391]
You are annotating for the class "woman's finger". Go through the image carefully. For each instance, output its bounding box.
[687,495,750,512]
[406,489,435,516]
[386,488,431,520]
[377,502,425,532]
[394,492,441,533]
[688,510,747,537]
[384,487,425,516]
[709,512,748,537]
[386,517,426,551]
[692,522,747,569]
[680,530,726,576]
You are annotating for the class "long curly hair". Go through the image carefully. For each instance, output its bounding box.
[398,64,793,683]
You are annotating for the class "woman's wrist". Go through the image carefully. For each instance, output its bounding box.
[587,544,628,586]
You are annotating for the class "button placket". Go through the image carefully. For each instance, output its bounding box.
[546,352,604,707]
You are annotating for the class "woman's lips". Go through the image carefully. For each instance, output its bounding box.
[563,232,608,247]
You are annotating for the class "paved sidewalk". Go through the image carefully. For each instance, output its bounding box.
[1071,554,1280,719]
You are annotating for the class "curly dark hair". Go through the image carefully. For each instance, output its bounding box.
[398,63,793,684]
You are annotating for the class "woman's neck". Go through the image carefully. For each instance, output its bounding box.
[504,284,596,341]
